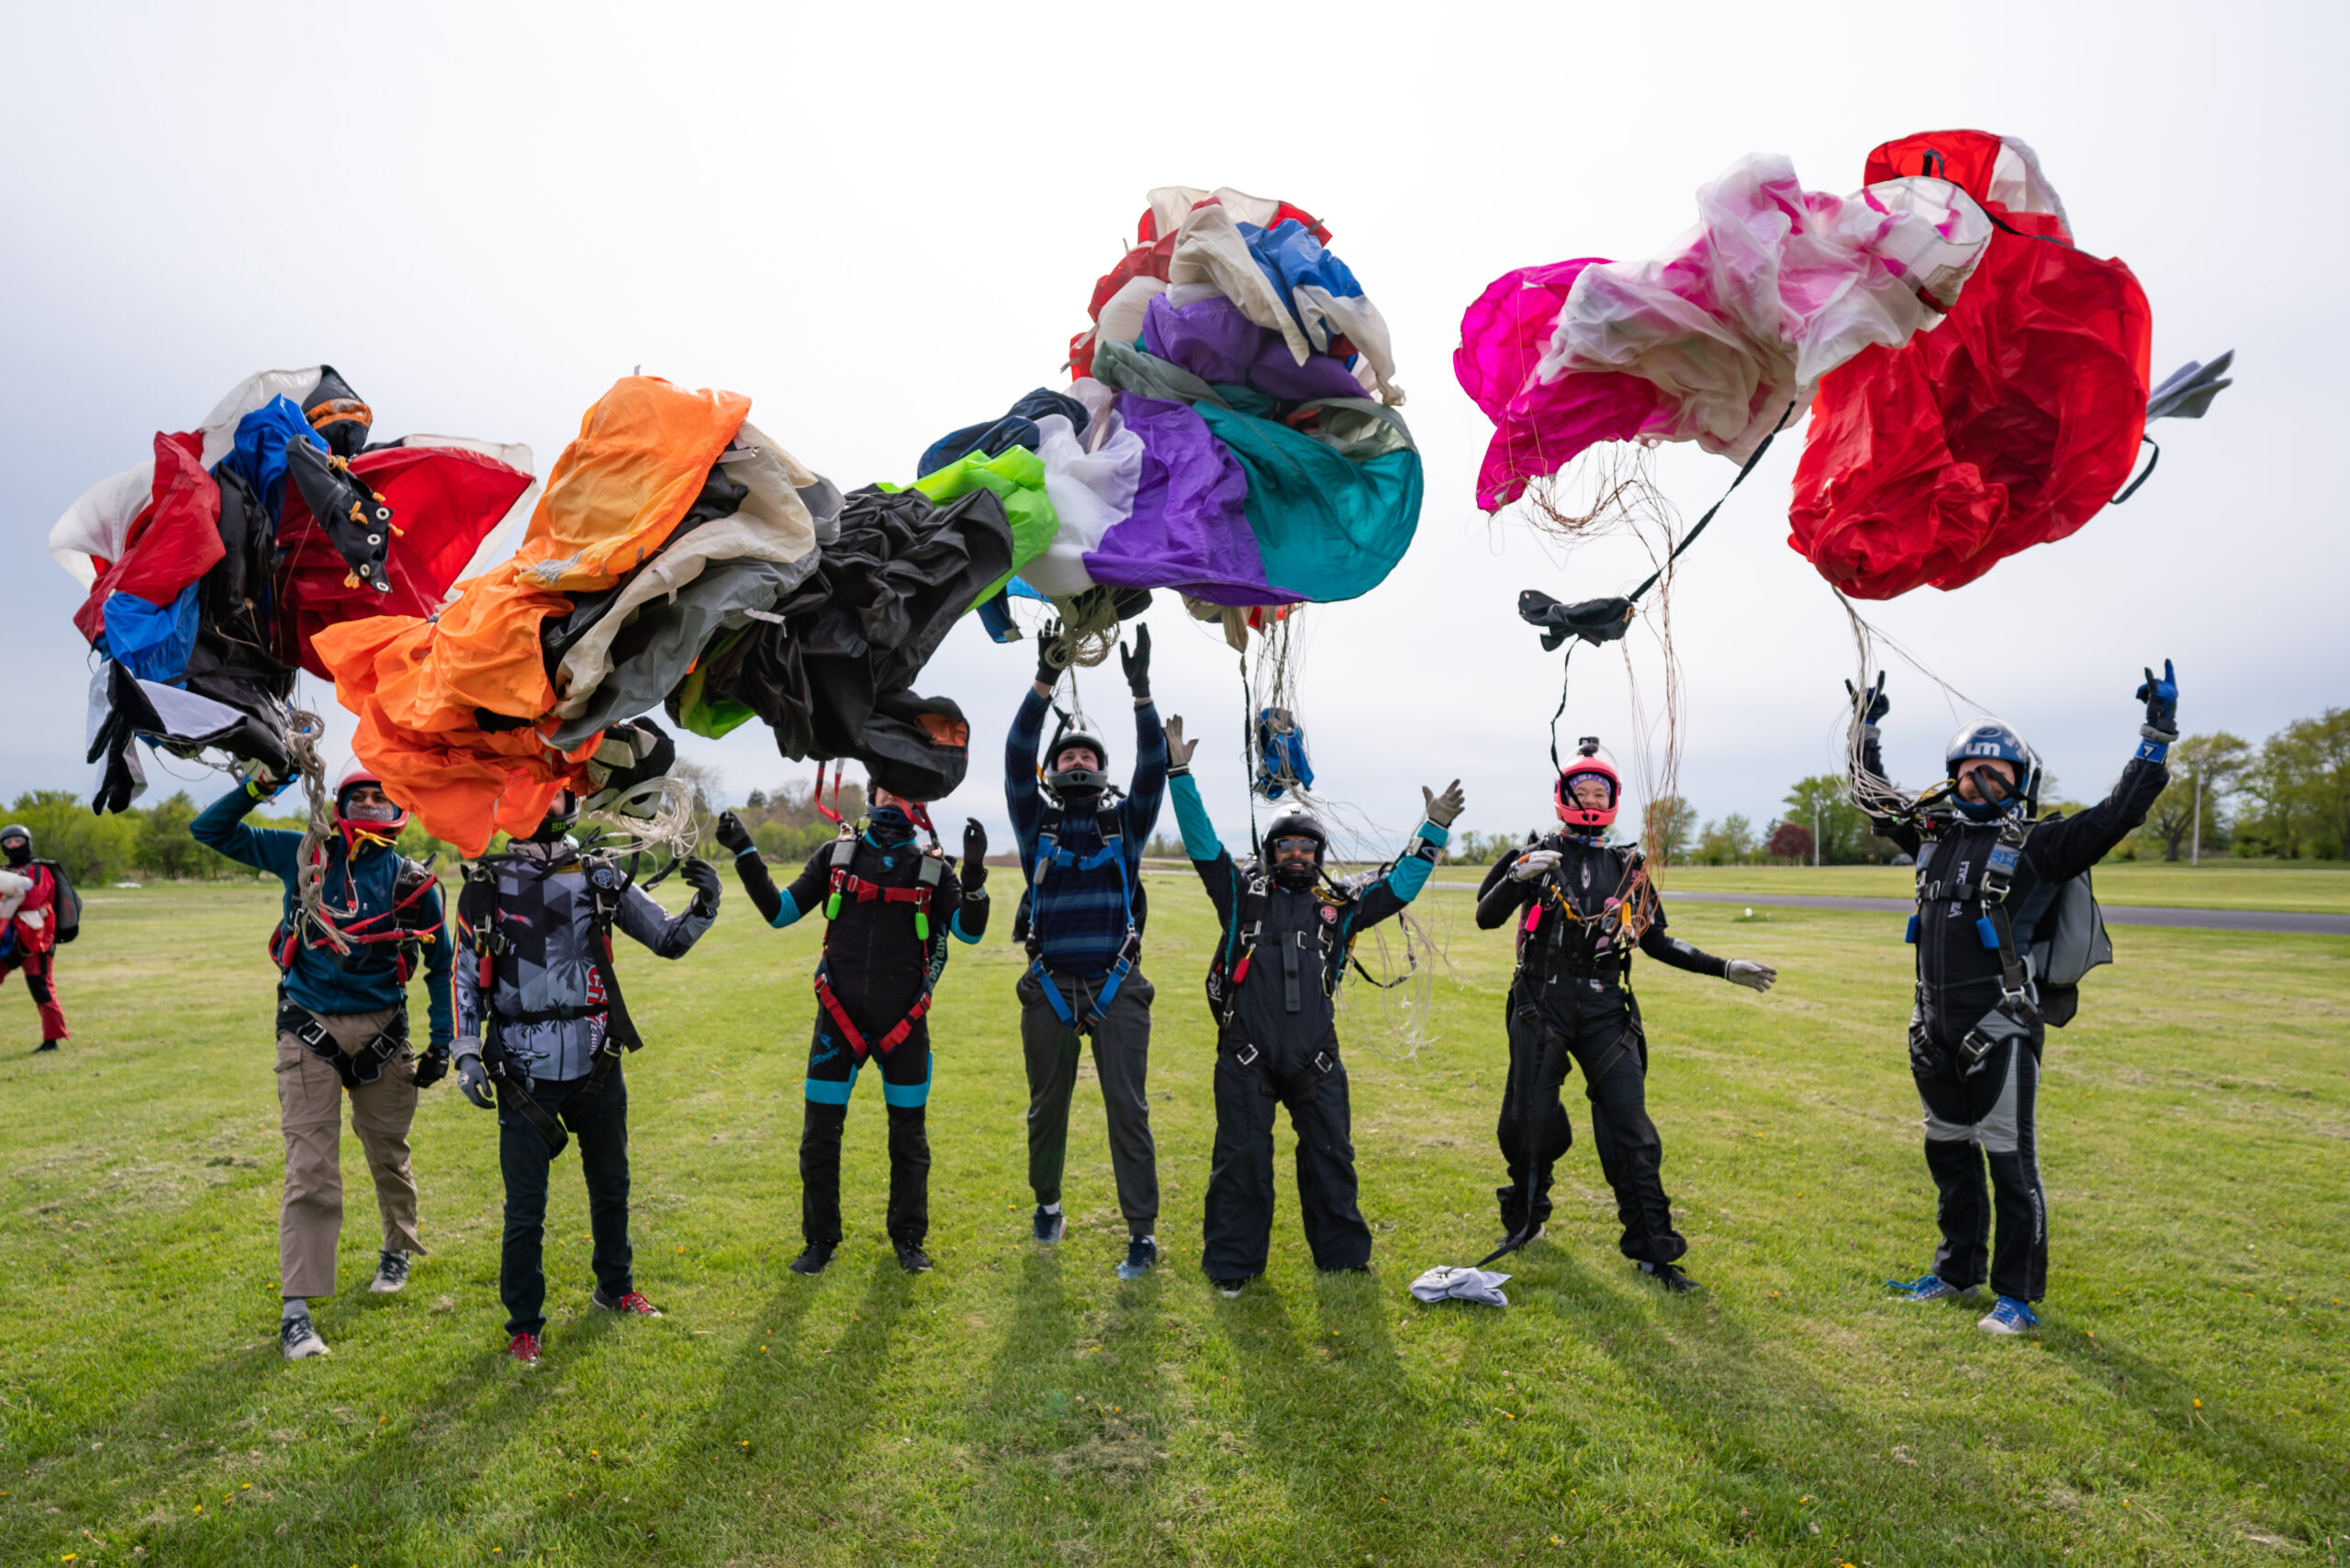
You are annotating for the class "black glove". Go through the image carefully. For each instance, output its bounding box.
[411,1042,451,1089]
[2134,658,2179,741]
[1120,622,1152,700]
[715,810,755,856]
[1034,618,1065,689]
[961,817,989,887]
[679,856,722,916]
[1845,670,1889,726]
[455,1050,495,1110]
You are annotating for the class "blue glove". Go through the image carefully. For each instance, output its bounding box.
[1845,671,1889,726]
[2133,658,2178,761]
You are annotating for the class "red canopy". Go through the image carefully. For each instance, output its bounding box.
[69,431,221,644]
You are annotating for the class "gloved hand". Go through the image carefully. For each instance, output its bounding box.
[411,1042,452,1090]
[2135,658,2179,741]
[1120,622,1152,700]
[455,1048,494,1110]
[1421,779,1465,828]
[961,817,989,887]
[1034,619,1065,689]
[1164,714,1198,774]
[240,762,292,801]
[679,855,722,917]
[1726,959,1777,992]
[715,810,755,857]
[1508,848,1561,882]
[1845,670,1889,727]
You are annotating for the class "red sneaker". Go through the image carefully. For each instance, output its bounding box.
[506,1331,543,1367]
[592,1287,664,1318]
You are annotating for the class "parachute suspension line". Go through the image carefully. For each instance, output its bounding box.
[1624,401,1797,605]
[1045,596,1122,671]
[284,707,352,957]
[1832,588,1996,823]
[578,774,703,868]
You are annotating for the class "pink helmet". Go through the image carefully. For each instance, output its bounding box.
[1554,739,1621,830]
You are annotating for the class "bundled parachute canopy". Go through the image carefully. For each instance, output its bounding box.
[937,186,1419,644]
[48,365,533,812]
[1457,154,1995,512]
[1785,130,2170,598]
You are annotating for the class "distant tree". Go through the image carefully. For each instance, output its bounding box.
[2139,732,2252,861]
[1640,795,1697,864]
[2238,708,2350,859]
[744,789,768,813]
[1764,821,1813,865]
[1695,812,1755,866]
[1780,775,1881,864]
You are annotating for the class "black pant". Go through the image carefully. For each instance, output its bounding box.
[1017,968,1158,1237]
[498,1062,632,1335]
[1911,993,2046,1301]
[800,1009,931,1249]
[1498,981,1684,1266]
[1201,1031,1371,1281]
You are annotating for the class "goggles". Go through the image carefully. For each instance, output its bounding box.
[1270,836,1320,857]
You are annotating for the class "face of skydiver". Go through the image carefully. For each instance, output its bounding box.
[1569,775,1613,812]
[1270,834,1320,890]
[1954,757,2020,806]
[1,833,28,869]
[1054,745,1102,774]
[867,785,916,840]
[341,784,400,823]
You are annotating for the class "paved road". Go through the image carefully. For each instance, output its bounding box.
[1421,879,2348,935]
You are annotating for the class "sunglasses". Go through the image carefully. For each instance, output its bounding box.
[1270,836,1319,856]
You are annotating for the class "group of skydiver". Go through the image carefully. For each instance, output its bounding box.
[17,623,2176,1363]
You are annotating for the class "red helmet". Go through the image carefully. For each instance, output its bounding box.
[1554,739,1621,830]
[333,757,410,852]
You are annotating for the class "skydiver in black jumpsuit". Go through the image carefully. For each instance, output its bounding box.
[1474,741,1778,1293]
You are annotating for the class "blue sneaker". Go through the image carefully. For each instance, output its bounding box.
[1032,1205,1064,1245]
[1116,1235,1158,1280]
[1977,1296,2041,1335]
[1886,1272,1979,1303]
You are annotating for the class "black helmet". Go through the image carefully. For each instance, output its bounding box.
[1042,728,1112,801]
[1944,719,2036,822]
[302,364,373,458]
[0,824,30,868]
[1261,811,1327,891]
[532,790,580,841]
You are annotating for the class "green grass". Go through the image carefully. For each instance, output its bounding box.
[1650,862,2350,914]
[1,871,2344,1565]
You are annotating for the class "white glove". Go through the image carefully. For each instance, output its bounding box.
[1726,959,1776,992]
[1506,849,1561,882]
[1421,779,1465,828]
[1165,715,1198,773]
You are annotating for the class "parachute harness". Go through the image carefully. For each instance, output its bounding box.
[282,707,438,963]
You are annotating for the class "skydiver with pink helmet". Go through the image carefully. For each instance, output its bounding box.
[1472,739,1778,1293]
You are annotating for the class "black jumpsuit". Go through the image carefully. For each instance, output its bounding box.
[1864,749,2166,1302]
[1476,836,1729,1263]
[739,822,988,1251]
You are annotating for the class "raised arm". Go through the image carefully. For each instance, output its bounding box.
[1167,737,1243,936]
[1347,781,1460,932]
[190,774,303,879]
[2024,661,2176,884]
[615,859,720,959]
[1006,682,1051,870]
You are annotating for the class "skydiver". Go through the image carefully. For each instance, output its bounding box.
[192,762,453,1361]
[1006,622,1167,1279]
[0,824,73,1053]
[449,790,721,1367]
[1857,663,2174,1334]
[1164,715,1461,1294]
[1473,741,1778,1294]
[718,785,990,1276]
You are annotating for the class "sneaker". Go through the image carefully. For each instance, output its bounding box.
[1638,1260,1703,1294]
[369,1249,410,1294]
[1211,1278,1247,1299]
[1495,1222,1548,1249]
[279,1313,330,1361]
[592,1287,663,1316]
[1977,1296,2041,1335]
[789,1245,834,1276]
[506,1331,543,1367]
[1886,1272,1979,1304]
[1032,1205,1065,1245]
[895,1243,934,1275]
[34,1039,61,1054]
[1116,1236,1158,1281]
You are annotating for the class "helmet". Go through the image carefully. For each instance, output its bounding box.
[332,758,410,851]
[1555,738,1621,832]
[532,790,579,840]
[1943,719,2036,822]
[1261,812,1327,891]
[0,823,30,868]
[302,364,374,458]
[1042,728,1113,801]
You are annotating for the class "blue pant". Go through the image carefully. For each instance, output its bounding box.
[498,1062,632,1335]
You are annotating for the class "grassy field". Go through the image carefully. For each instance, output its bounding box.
[1650,863,2350,914]
[1,868,2344,1565]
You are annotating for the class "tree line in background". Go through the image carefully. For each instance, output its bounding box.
[11,705,2341,884]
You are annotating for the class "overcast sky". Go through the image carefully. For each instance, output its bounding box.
[4,2,2342,855]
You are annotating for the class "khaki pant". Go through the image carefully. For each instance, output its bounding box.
[274,1005,423,1299]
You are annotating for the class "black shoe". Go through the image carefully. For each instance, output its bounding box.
[1211,1278,1248,1299]
[789,1245,834,1275]
[1032,1205,1065,1244]
[1494,1221,1547,1249]
[34,1039,61,1054]
[896,1243,934,1275]
[1639,1260,1702,1294]
[1117,1236,1158,1280]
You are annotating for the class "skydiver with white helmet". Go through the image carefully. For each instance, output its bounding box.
[1855,662,2175,1335]
[1006,622,1167,1279]
[192,758,454,1361]
[1474,740,1777,1294]
[1162,714,1461,1294]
